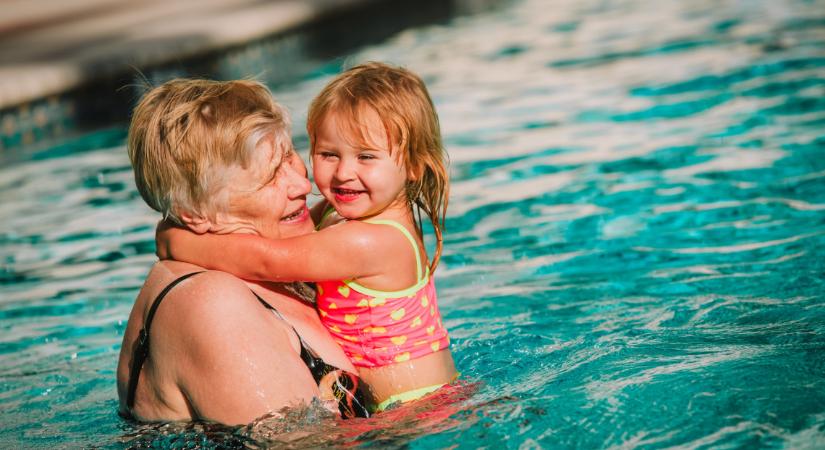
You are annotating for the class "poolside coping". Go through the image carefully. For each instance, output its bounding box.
[0,0,477,152]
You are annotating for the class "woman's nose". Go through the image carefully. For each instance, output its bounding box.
[284,159,312,199]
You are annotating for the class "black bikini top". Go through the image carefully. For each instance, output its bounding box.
[124,272,369,420]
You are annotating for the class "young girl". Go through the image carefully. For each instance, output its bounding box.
[160,62,457,412]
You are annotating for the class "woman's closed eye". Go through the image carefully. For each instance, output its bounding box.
[258,147,297,188]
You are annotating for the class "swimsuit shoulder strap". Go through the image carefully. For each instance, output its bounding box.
[363,219,424,281]
[250,290,335,384]
[126,271,204,410]
[316,205,337,231]
[250,290,369,418]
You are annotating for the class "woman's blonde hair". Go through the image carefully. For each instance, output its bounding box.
[307,62,449,272]
[127,78,291,224]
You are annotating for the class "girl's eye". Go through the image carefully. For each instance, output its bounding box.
[318,151,338,159]
[358,153,376,160]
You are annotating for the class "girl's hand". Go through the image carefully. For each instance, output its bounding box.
[155,219,192,260]
[154,221,228,269]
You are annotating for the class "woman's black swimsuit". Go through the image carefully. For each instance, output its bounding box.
[124,271,370,420]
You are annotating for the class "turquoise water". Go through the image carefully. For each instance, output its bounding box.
[2,0,825,447]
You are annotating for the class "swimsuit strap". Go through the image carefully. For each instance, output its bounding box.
[126,271,204,410]
[251,290,370,418]
[364,219,424,281]
[318,205,336,229]
[125,274,369,419]
[250,291,335,384]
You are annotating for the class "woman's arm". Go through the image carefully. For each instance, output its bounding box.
[156,221,388,282]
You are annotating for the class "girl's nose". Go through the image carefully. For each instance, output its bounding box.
[334,157,355,181]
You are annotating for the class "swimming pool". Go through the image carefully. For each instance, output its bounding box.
[2,0,824,447]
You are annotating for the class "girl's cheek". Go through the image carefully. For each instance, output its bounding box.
[312,168,327,187]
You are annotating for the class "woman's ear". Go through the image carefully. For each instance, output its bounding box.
[178,210,212,234]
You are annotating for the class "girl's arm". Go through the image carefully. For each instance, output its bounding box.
[156,222,387,282]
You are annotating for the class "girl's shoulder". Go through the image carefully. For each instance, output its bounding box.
[316,218,414,254]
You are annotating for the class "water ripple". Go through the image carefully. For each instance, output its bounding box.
[2,0,825,447]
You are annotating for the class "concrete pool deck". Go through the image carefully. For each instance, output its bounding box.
[0,0,468,151]
[0,0,372,110]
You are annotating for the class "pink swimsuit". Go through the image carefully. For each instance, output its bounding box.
[315,219,450,368]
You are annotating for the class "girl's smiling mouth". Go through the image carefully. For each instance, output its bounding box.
[332,187,365,202]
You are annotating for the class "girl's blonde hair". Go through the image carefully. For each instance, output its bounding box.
[128,78,291,224]
[307,62,449,272]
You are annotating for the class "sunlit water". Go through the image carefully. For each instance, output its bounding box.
[2,0,824,447]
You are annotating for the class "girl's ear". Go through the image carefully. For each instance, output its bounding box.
[407,161,424,181]
[178,210,212,234]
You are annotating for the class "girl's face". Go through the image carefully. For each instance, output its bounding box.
[311,109,409,220]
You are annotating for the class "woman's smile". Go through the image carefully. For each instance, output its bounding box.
[281,203,310,223]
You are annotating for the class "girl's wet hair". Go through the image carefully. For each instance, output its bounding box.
[307,62,449,273]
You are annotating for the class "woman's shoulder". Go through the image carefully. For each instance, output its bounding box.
[128,264,318,424]
[145,261,246,291]
[139,262,260,318]
[142,264,288,351]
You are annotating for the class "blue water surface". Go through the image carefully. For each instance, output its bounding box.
[1,0,824,448]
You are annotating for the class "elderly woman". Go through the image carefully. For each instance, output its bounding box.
[116,79,368,424]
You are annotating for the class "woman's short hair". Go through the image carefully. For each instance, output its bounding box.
[127,78,291,223]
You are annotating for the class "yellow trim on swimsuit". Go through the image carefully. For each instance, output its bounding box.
[370,372,461,412]
[371,383,446,412]
[315,219,450,368]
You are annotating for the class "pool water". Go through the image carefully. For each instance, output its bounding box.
[2,0,825,447]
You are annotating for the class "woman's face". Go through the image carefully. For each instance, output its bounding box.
[218,135,314,239]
